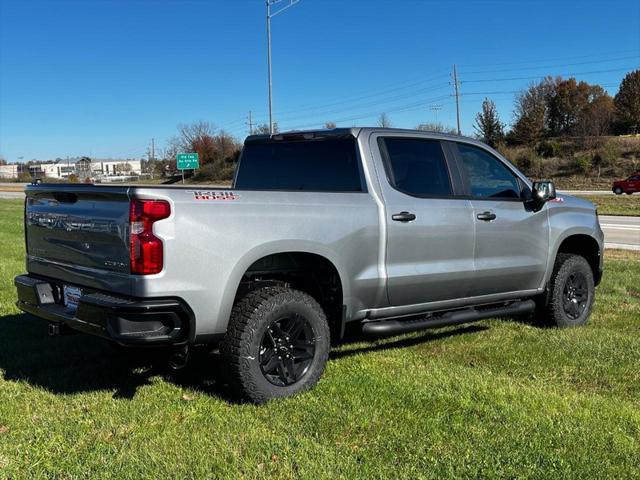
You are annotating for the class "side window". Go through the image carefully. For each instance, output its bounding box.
[381,138,453,197]
[457,143,521,199]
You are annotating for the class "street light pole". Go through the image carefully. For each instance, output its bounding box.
[266,0,299,135]
[266,1,273,134]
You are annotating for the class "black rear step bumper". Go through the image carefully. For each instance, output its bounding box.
[15,274,193,346]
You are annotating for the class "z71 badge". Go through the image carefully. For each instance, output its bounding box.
[190,191,240,201]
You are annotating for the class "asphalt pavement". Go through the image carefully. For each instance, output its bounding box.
[560,190,614,195]
[0,191,25,199]
[599,215,640,251]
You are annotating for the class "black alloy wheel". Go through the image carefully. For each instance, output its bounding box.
[259,314,316,386]
[562,271,589,320]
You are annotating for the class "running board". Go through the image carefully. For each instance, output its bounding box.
[361,299,536,338]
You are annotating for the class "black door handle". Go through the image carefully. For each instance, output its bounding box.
[392,211,416,222]
[476,211,497,221]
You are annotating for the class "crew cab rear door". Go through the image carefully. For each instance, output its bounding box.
[371,134,475,306]
[451,141,549,296]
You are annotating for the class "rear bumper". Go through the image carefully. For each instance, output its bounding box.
[15,274,193,346]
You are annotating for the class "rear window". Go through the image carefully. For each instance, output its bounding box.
[380,137,453,197]
[234,138,363,191]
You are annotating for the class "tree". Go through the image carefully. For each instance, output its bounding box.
[510,77,556,144]
[573,92,615,138]
[614,69,640,134]
[254,123,279,134]
[415,122,458,134]
[377,113,392,128]
[473,98,504,147]
[116,162,132,174]
[546,79,613,137]
[167,121,242,181]
[324,121,337,129]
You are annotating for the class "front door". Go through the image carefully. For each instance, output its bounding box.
[372,135,475,306]
[453,142,549,297]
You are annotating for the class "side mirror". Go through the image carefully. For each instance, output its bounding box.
[530,180,556,209]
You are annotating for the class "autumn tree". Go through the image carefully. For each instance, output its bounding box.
[614,69,640,134]
[168,121,241,180]
[573,92,615,137]
[510,77,556,144]
[473,98,504,147]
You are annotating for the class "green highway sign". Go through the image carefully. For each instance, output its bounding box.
[177,153,199,170]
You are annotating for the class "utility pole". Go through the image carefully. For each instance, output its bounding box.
[151,138,155,161]
[266,0,300,135]
[452,65,461,135]
[430,104,442,124]
[247,111,254,135]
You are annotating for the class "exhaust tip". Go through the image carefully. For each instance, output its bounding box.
[168,346,190,371]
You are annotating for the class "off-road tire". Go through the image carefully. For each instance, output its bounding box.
[538,253,595,328]
[221,286,330,403]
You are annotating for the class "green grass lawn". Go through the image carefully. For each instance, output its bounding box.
[0,199,639,479]
[577,194,640,216]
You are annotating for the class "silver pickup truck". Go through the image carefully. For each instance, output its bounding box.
[15,128,604,402]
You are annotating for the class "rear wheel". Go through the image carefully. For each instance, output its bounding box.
[613,187,623,195]
[221,286,330,403]
[538,253,595,328]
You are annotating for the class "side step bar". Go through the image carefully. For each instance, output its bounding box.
[361,299,536,338]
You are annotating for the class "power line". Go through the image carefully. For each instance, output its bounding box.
[457,49,640,68]
[259,81,450,124]
[221,58,635,134]
[281,94,451,131]
[238,73,451,126]
[462,66,636,84]
[459,54,639,76]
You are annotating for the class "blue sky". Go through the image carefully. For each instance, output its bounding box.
[0,0,638,162]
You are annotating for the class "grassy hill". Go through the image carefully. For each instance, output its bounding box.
[498,135,640,190]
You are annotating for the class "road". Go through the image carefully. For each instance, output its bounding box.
[600,215,640,251]
[560,190,614,195]
[0,191,25,199]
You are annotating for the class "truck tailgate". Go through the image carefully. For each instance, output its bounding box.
[25,184,131,278]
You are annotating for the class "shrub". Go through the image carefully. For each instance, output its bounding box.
[191,162,236,184]
[67,174,79,183]
[574,153,593,173]
[17,172,32,182]
[594,140,621,168]
[536,140,562,158]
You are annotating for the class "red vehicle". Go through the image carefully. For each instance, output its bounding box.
[612,172,640,195]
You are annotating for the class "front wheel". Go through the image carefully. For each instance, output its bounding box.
[538,253,595,328]
[221,286,330,403]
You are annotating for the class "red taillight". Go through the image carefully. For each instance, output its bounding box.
[129,199,170,275]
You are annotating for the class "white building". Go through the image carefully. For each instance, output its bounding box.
[28,158,142,179]
[0,164,19,179]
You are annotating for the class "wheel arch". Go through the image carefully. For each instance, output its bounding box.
[218,242,350,336]
[549,233,602,286]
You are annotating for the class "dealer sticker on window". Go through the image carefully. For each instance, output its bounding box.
[63,285,82,313]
